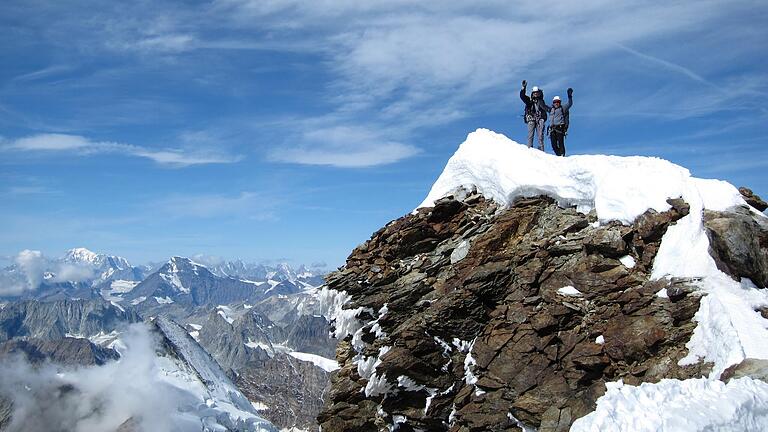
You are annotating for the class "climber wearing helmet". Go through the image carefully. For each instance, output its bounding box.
[520,80,548,151]
[548,88,573,157]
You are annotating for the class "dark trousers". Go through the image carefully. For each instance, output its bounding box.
[550,125,566,156]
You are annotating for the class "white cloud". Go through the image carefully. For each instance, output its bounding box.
[14,250,47,293]
[50,264,95,283]
[269,125,420,167]
[8,134,91,151]
[3,133,242,167]
[0,324,179,432]
[0,250,96,295]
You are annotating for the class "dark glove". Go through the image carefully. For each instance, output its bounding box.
[522,80,527,89]
[567,87,573,97]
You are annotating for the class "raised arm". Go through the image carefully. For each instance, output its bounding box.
[564,88,573,111]
[520,88,530,105]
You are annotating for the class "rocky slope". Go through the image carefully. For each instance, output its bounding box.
[318,193,711,431]
[236,353,331,430]
[0,299,139,343]
[0,337,119,366]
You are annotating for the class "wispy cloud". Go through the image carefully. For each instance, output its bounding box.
[155,191,278,220]
[615,44,718,89]
[3,133,242,167]
[12,65,75,82]
[269,125,421,167]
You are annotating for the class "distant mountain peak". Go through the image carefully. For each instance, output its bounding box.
[64,247,100,264]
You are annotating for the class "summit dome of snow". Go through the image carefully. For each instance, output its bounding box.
[418,129,748,223]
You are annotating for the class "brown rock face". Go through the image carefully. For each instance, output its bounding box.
[319,193,708,432]
[703,206,768,288]
[739,187,768,212]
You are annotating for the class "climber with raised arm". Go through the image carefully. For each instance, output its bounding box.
[520,80,548,151]
[548,87,573,157]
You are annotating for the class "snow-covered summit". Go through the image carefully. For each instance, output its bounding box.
[419,128,749,223]
[64,247,100,265]
[63,247,132,270]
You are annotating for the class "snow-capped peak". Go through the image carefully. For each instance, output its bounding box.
[64,247,100,265]
[419,128,748,223]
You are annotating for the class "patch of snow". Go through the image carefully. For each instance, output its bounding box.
[595,335,605,345]
[557,285,582,297]
[188,324,202,330]
[288,351,339,372]
[64,332,85,339]
[397,375,425,392]
[619,255,636,269]
[89,330,120,346]
[507,413,536,432]
[217,310,234,325]
[189,331,199,340]
[100,279,139,302]
[357,346,391,380]
[571,377,768,432]
[130,296,147,305]
[250,401,269,411]
[390,415,407,431]
[364,373,392,397]
[154,296,174,304]
[462,339,484,395]
[317,286,364,340]
[244,339,274,355]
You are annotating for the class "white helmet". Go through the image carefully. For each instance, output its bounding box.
[553,95,561,102]
[532,86,539,92]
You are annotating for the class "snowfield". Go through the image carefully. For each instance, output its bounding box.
[418,129,768,431]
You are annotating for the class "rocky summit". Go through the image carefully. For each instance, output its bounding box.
[318,191,719,432]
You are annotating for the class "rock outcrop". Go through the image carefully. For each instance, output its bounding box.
[739,187,768,212]
[318,193,708,431]
[704,206,768,288]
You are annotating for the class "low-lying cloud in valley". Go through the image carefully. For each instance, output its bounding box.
[0,324,183,432]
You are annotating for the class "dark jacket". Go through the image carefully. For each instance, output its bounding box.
[520,89,548,122]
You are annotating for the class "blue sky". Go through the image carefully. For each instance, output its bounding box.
[1,0,767,268]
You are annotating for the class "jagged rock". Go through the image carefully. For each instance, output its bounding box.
[721,358,768,383]
[318,194,703,431]
[703,206,768,288]
[739,187,768,212]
